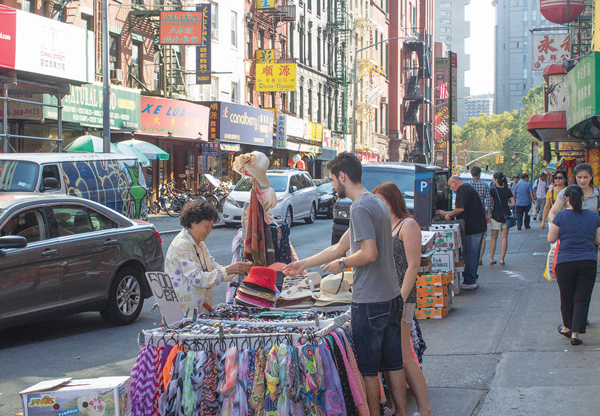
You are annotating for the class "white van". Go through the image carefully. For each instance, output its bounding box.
[0,153,148,219]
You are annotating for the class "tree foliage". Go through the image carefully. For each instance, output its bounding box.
[454,84,548,179]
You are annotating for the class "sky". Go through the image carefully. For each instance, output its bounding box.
[465,0,496,95]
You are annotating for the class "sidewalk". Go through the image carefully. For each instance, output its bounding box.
[147,212,225,236]
[413,221,600,415]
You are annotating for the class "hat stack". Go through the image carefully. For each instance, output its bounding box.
[311,273,352,307]
[235,267,278,308]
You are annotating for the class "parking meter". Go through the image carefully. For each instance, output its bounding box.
[414,165,448,229]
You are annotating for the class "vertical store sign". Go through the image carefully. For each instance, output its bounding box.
[566,52,600,129]
[450,52,457,123]
[195,4,212,85]
[276,114,287,149]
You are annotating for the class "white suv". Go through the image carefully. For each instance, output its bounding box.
[222,169,319,228]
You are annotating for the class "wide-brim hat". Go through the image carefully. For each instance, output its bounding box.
[235,292,275,308]
[279,284,313,301]
[312,274,352,306]
[244,151,271,187]
[238,284,276,302]
[242,266,277,293]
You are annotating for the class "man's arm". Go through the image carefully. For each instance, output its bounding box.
[323,238,378,275]
[283,230,351,275]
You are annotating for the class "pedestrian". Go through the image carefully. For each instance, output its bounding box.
[533,172,549,220]
[513,173,534,230]
[509,176,519,216]
[466,166,492,265]
[283,152,408,416]
[541,170,568,230]
[547,185,600,345]
[436,176,487,290]
[548,163,599,222]
[489,172,515,265]
[373,182,432,416]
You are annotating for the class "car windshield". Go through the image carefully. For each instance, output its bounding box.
[0,160,39,192]
[362,168,414,199]
[317,181,333,193]
[234,175,288,193]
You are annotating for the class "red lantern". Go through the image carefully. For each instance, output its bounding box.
[540,0,584,24]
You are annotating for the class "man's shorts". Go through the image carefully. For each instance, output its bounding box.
[351,295,404,376]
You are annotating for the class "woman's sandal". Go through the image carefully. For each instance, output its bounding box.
[558,325,572,339]
[490,260,497,265]
[500,261,505,265]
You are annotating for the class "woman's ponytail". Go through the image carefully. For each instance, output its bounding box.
[564,184,584,212]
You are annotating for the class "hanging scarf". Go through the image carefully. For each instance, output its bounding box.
[160,350,185,416]
[234,349,250,416]
[263,345,280,415]
[328,339,359,416]
[276,344,289,415]
[199,351,219,416]
[152,346,165,416]
[219,348,239,416]
[319,343,346,416]
[411,316,427,365]
[162,345,182,391]
[246,350,257,416]
[244,183,266,266]
[130,344,157,416]
[337,331,369,416]
[249,348,267,414]
[191,351,208,414]
[180,351,196,416]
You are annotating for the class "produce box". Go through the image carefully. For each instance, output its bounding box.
[417,295,449,309]
[431,250,455,272]
[416,285,448,298]
[20,377,131,416]
[416,272,453,287]
[430,223,462,249]
[421,231,436,252]
[415,306,448,320]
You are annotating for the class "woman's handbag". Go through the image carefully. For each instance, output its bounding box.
[494,187,516,228]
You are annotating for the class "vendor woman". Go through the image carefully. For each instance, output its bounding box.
[165,200,252,315]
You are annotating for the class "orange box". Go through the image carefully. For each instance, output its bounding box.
[417,295,449,309]
[415,307,448,320]
[416,272,453,287]
[416,285,448,298]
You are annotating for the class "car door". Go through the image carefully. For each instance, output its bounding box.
[303,173,318,212]
[48,204,121,304]
[296,173,311,217]
[288,174,304,218]
[0,207,63,322]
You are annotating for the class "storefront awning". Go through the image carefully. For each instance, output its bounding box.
[527,112,575,142]
[221,143,241,152]
[318,147,337,161]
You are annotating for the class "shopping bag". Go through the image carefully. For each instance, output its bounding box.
[544,242,558,282]
[552,239,560,278]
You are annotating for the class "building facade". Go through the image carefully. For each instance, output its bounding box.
[434,0,469,127]
[464,93,494,121]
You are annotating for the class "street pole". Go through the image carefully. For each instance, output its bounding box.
[447,51,453,210]
[102,0,111,153]
[531,141,534,181]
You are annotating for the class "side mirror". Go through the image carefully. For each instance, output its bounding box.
[40,177,59,192]
[291,186,298,193]
[0,236,27,250]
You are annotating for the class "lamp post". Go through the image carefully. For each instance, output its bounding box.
[352,36,417,154]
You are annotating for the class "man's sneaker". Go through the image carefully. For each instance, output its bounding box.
[460,282,479,290]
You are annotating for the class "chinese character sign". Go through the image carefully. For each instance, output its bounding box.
[159,11,205,45]
[256,0,276,9]
[194,4,212,85]
[566,52,600,130]
[532,34,571,71]
[256,63,297,91]
[307,122,323,144]
[450,52,457,123]
[256,49,275,64]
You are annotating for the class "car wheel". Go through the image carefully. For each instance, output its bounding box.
[305,203,316,224]
[100,267,144,326]
[285,206,293,228]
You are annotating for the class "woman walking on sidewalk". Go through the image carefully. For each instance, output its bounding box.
[548,163,599,222]
[548,185,600,345]
[489,172,515,265]
[374,182,432,416]
[541,171,568,230]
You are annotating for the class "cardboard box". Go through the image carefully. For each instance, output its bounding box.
[430,223,462,249]
[415,306,448,320]
[416,272,453,287]
[421,231,436,252]
[431,250,455,272]
[417,295,449,309]
[416,285,449,298]
[20,377,131,416]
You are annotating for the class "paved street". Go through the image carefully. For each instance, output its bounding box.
[1,216,600,415]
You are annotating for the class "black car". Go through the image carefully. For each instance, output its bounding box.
[316,180,337,218]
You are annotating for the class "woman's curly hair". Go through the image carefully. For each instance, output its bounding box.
[180,199,219,228]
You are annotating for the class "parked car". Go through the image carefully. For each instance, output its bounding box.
[0,194,164,330]
[222,169,319,228]
[459,171,494,188]
[316,180,337,219]
[331,162,448,244]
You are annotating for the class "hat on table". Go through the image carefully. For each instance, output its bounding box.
[242,267,277,293]
[235,290,275,308]
[312,273,352,306]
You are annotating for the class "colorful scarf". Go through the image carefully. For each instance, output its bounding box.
[160,350,185,416]
[181,350,196,416]
[219,348,239,416]
[276,343,289,415]
[244,183,266,266]
[130,344,156,416]
[319,343,346,415]
[190,351,208,414]
[249,348,267,413]
[263,345,280,415]
[246,350,257,415]
[199,351,219,416]
[234,349,250,416]
[152,346,164,416]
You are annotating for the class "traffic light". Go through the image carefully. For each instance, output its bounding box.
[499,156,505,163]
[495,155,500,163]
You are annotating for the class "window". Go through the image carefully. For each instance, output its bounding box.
[523,68,528,79]
[41,165,61,191]
[299,28,304,63]
[270,33,275,49]
[523,10,528,20]
[440,35,452,42]
[231,82,238,103]
[231,11,238,48]
[375,29,378,50]
[317,91,322,123]
[2,209,46,242]
[440,1,451,7]
[523,54,527,63]
[258,29,265,50]
[22,0,34,13]
[532,10,536,21]
[258,92,264,107]
[440,10,451,16]
[210,77,219,101]
[308,89,312,120]
[53,206,115,236]
[211,2,219,39]
[131,42,143,85]
[247,80,253,104]
[281,93,287,111]
[289,175,299,191]
[440,27,451,33]
[290,91,296,113]
[247,27,253,59]
[297,174,310,189]
[271,92,276,107]
[317,0,321,16]
[109,35,120,70]
[308,0,312,11]
[308,31,312,67]
[81,15,93,31]
[440,18,451,25]
[317,35,321,68]
[299,86,304,117]
[289,23,295,59]
[280,36,287,59]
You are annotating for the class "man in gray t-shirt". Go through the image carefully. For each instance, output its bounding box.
[283,152,406,416]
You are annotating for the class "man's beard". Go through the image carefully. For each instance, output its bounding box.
[336,182,347,199]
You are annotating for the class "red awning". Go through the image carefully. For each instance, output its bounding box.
[527,112,574,142]
[543,64,567,84]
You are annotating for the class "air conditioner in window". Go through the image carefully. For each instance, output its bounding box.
[110,69,125,83]
[174,84,186,93]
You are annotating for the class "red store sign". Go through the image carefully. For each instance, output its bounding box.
[140,96,210,139]
[356,151,380,163]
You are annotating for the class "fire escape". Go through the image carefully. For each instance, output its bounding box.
[327,0,354,135]
[50,0,80,24]
[403,29,433,164]
[569,0,594,61]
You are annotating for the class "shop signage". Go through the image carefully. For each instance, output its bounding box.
[450,52,457,123]
[322,128,331,148]
[532,33,571,71]
[286,141,321,153]
[331,135,346,154]
[205,101,273,147]
[145,272,183,327]
[43,83,141,131]
[256,49,275,63]
[533,140,539,164]
[256,0,276,9]
[566,52,600,129]
[276,114,287,150]
[221,143,240,152]
[307,122,323,144]
[140,96,209,139]
[201,141,220,156]
[356,151,380,163]
[435,57,448,70]
[193,4,212,85]
[0,5,91,83]
[0,94,43,120]
[434,105,449,143]
[256,63,297,91]
[275,114,305,150]
[160,9,206,45]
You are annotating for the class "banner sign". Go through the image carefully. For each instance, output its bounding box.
[256,49,275,63]
[43,83,140,130]
[140,96,209,139]
[434,106,449,143]
[256,0,276,9]
[0,94,43,120]
[160,11,204,45]
[533,33,571,71]
[276,114,287,149]
[356,151,380,163]
[201,141,220,156]
[204,101,273,147]
[323,128,331,148]
[193,4,212,85]
[256,63,297,91]
[0,5,89,83]
[450,52,457,123]
[331,135,346,154]
[307,122,323,144]
[566,52,600,129]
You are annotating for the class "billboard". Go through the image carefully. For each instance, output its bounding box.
[307,122,323,144]
[205,101,273,147]
[140,96,209,139]
[532,33,571,71]
[256,63,297,91]
[566,52,600,130]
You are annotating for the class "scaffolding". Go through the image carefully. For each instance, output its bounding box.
[570,0,594,61]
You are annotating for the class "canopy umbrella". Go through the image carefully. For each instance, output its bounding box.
[116,142,150,167]
[119,139,170,161]
[64,134,121,154]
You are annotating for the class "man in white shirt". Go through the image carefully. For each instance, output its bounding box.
[533,173,549,220]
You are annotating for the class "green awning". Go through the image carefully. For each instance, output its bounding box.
[318,147,337,161]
